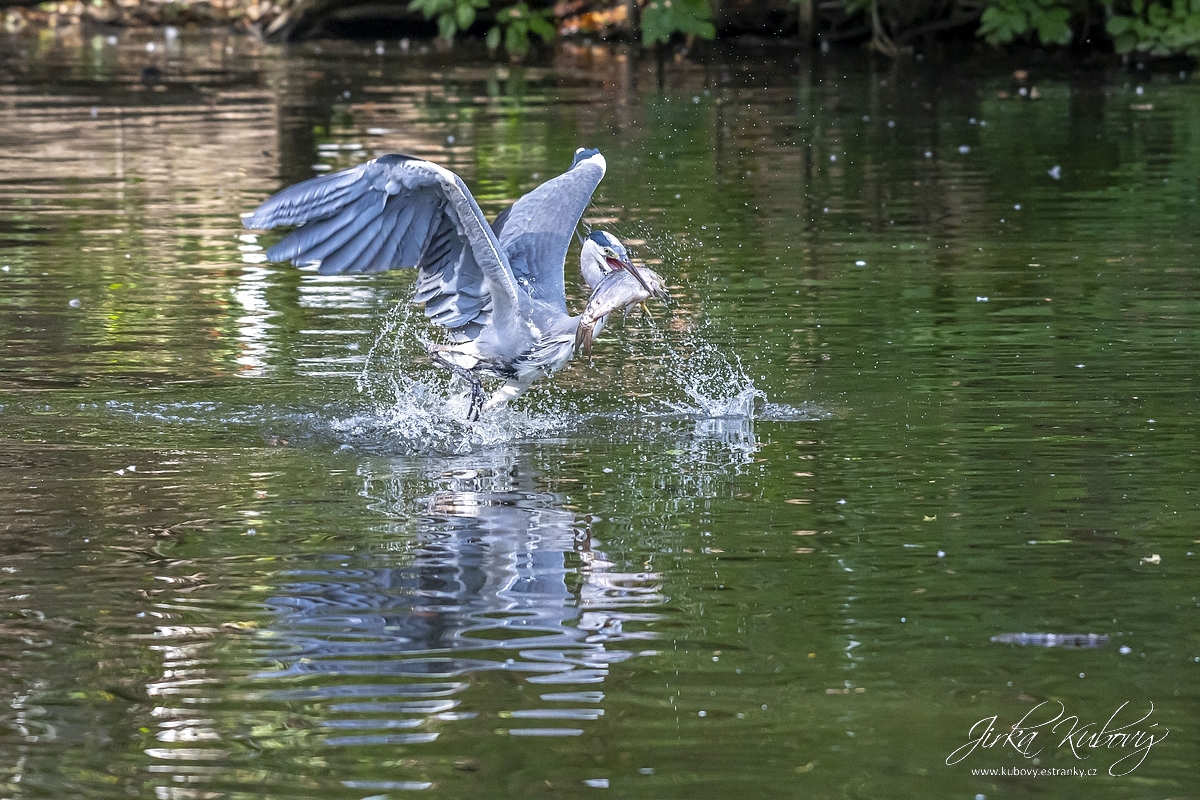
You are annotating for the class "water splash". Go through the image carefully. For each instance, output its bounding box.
[330,300,570,455]
[324,376,569,456]
[308,234,826,455]
[657,320,763,420]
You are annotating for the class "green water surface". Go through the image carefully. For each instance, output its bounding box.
[0,30,1197,799]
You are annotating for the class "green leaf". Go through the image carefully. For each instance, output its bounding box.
[505,21,528,55]
[640,0,716,45]
[408,0,451,17]
[456,2,476,31]
[528,12,557,41]
[1113,30,1138,52]
[979,6,1027,43]
[1032,6,1072,44]
[1106,15,1133,36]
[486,25,501,50]
[438,13,457,41]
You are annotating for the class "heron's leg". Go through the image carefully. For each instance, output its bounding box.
[428,349,485,421]
[482,380,532,413]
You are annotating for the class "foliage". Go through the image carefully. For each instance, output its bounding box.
[408,0,489,41]
[830,0,1200,55]
[21,0,1200,61]
[408,0,555,55]
[488,2,557,55]
[978,0,1076,45]
[1106,0,1200,57]
[640,0,716,44]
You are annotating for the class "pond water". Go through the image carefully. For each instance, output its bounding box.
[1,28,1197,799]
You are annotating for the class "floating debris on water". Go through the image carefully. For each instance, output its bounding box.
[990,632,1109,648]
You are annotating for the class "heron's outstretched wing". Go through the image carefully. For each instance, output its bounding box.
[241,155,522,335]
[490,149,606,309]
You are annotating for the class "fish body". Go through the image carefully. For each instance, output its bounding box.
[574,266,667,355]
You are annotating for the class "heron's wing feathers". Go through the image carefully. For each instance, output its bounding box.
[495,149,606,309]
[242,154,522,332]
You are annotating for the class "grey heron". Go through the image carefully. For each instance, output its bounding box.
[241,148,666,420]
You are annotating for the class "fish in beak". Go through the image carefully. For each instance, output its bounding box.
[575,264,668,355]
[606,256,665,299]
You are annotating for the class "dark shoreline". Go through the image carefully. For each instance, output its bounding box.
[3,1,1195,76]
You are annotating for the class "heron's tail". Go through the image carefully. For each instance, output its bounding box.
[513,333,577,378]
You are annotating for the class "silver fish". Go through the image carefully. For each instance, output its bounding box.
[574,264,667,355]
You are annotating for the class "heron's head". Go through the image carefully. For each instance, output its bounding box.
[580,230,663,299]
[580,231,629,290]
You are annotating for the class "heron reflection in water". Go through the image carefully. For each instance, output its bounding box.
[242,148,667,419]
[252,455,664,744]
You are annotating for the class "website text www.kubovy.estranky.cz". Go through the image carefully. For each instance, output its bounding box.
[970,767,1099,777]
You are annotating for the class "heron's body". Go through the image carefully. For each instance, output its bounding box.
[242,149,662,417]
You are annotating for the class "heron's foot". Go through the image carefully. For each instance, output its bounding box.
[467,378,484,422]
[429,349,485,422]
